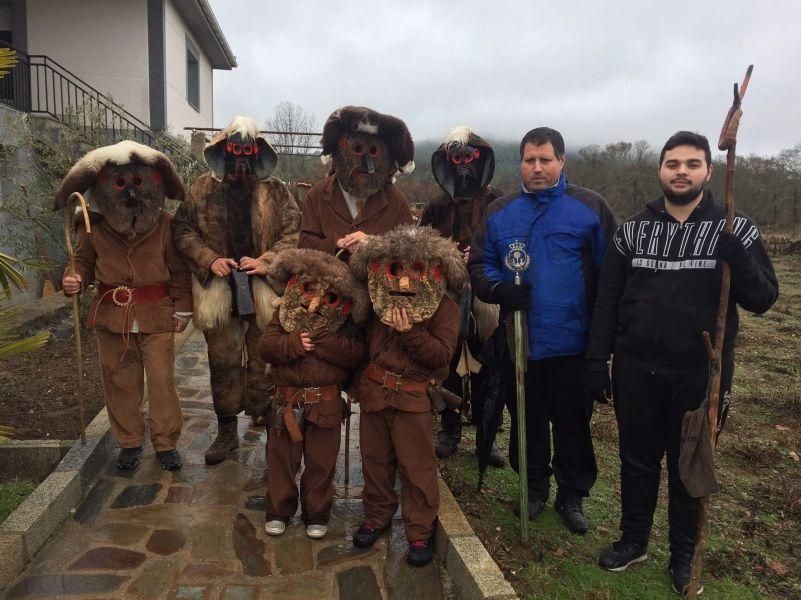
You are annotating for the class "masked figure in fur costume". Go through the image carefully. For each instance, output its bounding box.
[349,225,465,566]
[298,106,415,260]
[172,116,300,465]
[56,140,192,472]
[257,249,368,539]
[422,126,505,464]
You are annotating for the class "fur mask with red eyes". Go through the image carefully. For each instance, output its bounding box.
[333,132,395,198]
[279,275,353,333]
[92,163,167,237]
[53,141,185,238]
[367,258,446,323]
[349,225,467,324]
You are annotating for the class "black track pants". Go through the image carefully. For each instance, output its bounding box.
[507,354,597,502]
[612,352,733,559]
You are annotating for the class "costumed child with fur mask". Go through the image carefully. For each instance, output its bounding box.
[257,249,368,539]
[349,225,465,566]
[56,141,192,471]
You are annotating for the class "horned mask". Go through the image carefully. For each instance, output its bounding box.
[265,249,369,333]
[53,140,185,238]
[350,225,467,323]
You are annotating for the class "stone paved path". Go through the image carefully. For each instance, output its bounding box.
[3,330,457,599]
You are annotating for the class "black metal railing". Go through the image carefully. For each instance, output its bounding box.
[1,45,155,145]
[185,126,323,157]
[0,44,199,167]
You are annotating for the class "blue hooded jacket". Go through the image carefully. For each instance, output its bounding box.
[468,172,615,359]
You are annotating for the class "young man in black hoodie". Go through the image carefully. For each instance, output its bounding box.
[586,131,778,595]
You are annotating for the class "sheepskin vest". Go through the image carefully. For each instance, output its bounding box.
[172,172,300,331]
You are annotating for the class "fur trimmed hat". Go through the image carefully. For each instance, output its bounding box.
[53,140,184,210]
[204,116,279,182]
[320,106,415,174]
[350,225,466,294]
[263,248,370,324]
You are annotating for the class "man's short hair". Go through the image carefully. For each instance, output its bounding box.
[660,131,712,165]
[519,127,565,160]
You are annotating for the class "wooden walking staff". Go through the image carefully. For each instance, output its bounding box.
[62,192,92,445]
[505,241,531,544]
[687,64,753,600]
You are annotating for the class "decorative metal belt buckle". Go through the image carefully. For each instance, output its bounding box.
[304,387,322,405]
[382,370,403,391]
[111,285,134,306]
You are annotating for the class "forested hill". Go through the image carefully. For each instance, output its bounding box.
[396,138,801,233]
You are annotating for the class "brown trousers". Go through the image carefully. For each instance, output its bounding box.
[265,421,340,525]
[204,316,272,418]
[360,408,439,541]
[96,329,182,451]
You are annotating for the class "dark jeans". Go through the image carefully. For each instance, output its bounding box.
[507,354,597,503]
[612,352,733,559]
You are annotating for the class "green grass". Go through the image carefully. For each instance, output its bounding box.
[0,480,36,523]
[440,254,801,600]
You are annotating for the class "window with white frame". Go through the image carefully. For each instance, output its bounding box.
[186,36,199,111]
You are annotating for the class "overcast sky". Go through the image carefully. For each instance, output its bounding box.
[208,0,801,157]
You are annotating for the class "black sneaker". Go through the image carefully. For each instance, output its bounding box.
[669,561,703,596]
[116,446,143,470]
[555,498,589,534]
[406,538,434,567]
[156,449,182,471]
[598,540,648,572]
[512,498,545,521]
[353,523,385,548]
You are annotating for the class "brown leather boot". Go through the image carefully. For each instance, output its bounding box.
[205,419,240,465]
[435,430,459,459]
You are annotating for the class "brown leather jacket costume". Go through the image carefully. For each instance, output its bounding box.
[358,296,461,413]
[258,315,365,428]
[73,213,192,332]
[299,174,413,258]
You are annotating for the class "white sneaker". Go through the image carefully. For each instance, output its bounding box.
[306,524,327,539]
[264,520,286,536]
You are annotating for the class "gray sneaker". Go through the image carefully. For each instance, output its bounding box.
[598,540,648,572]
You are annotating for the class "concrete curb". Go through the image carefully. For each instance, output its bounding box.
[0,406,113,588]
[0,323,196,589]
[435,476,518,600]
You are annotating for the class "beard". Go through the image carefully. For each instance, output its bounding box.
[660,179,705,206]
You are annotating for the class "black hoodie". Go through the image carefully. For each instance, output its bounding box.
[586,191,778,370]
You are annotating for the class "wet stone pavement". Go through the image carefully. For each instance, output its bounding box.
[3,331,458,599]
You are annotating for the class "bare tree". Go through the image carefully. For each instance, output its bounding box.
[265,101,320,185]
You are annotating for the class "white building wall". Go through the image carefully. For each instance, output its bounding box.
[25,0,150,125]
[0,6,11,30]
[164,0,213,138]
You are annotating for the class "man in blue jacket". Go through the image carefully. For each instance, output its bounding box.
[468,127,615,533]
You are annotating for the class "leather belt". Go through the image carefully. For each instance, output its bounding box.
[275,384,340,443]
[97,283,169,306]
[364,363,430,393]
[275,384,340,406]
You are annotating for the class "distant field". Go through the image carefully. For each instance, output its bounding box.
[440,253,801,599]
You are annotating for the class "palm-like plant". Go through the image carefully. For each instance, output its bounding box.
[0,253,50,443]
[0,47,17,77]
